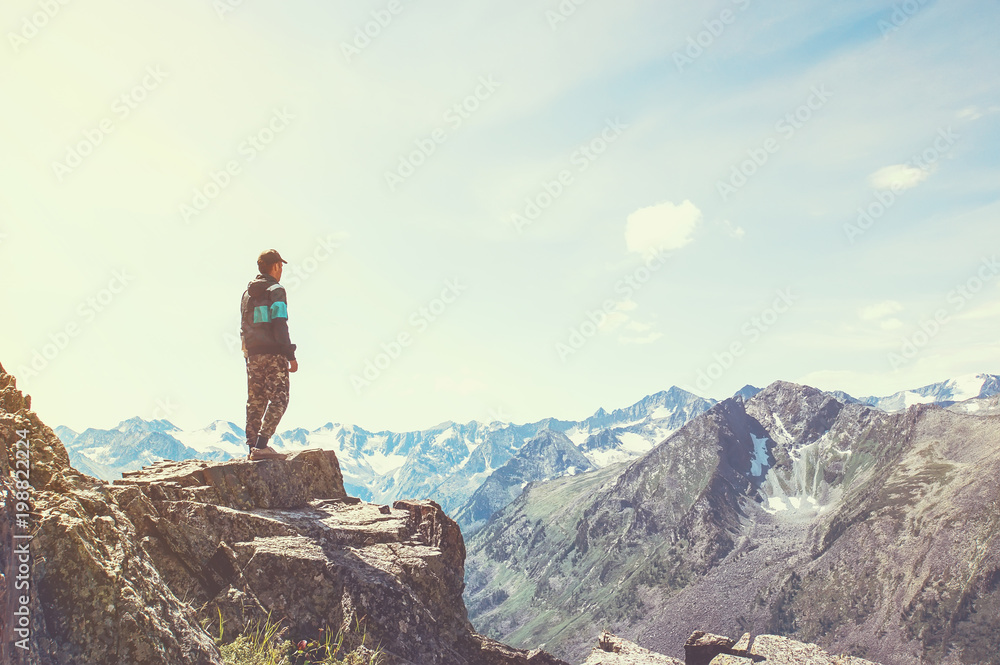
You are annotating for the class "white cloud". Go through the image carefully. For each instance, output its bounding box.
[957,107,983,121]
[868,164,928,191]
[880,318,903,330]
[723,220,746,239]
[859,300,904,321]
[599,310,630,333]
[625,200,702,255]
[598,300,639,333]
[955,299,1000,321]
[594,299,659,343]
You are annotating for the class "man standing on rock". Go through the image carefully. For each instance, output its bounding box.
[241,249,297,460]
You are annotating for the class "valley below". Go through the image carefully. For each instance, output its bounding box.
[465,382,1000,665]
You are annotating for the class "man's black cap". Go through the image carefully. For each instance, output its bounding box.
[258,249,288,267]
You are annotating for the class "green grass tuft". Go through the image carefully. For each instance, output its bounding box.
[215,613,383,665]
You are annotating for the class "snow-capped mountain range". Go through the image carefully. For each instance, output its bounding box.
[57,386,718,520]
[831,373,1000,412]
[56,373,1000,532]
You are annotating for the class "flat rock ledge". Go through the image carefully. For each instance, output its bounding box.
[115,448,348,510]
[582,631,685,664]
[107,450,570,665]
[583,632,879,665]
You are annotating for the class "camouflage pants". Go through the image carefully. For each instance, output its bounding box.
[245,353,290,446]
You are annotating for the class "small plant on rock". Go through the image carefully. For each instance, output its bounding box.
[215,612,383,665]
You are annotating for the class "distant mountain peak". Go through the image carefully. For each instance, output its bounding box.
[202,420,242,433]
[756,379,813,395]
[113,417,178,433]
[943,372,999,399]
[734,384,762,400]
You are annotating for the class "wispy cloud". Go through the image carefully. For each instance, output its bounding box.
[859,301,904,321]
[868,164,928,190]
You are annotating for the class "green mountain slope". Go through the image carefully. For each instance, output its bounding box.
[465,382,1000,665]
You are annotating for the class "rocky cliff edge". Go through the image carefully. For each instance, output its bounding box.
[0,361,566,665]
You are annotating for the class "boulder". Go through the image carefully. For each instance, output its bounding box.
[0,361,220,665]
[579,632,879,665]
[684,632,736,665]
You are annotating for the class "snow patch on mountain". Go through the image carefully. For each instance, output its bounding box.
[618,432,653,454]
[750,434,769,476]
[79,445,113,465]
[948,373,995,401]
[757,428,846,519]
[365,450,408,475]
[172,421,246,457]
[583,448,637,468]
[765,495,821,513]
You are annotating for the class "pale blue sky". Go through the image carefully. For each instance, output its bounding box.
[2,0,999,433]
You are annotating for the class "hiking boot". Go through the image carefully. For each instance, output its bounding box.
[248,446,286,461]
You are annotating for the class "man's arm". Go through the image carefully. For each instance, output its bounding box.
[239,290,251,359]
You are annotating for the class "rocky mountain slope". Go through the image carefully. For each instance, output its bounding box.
[0,361,567,665]
[454,430,594,534]
[465,382,1000,665]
